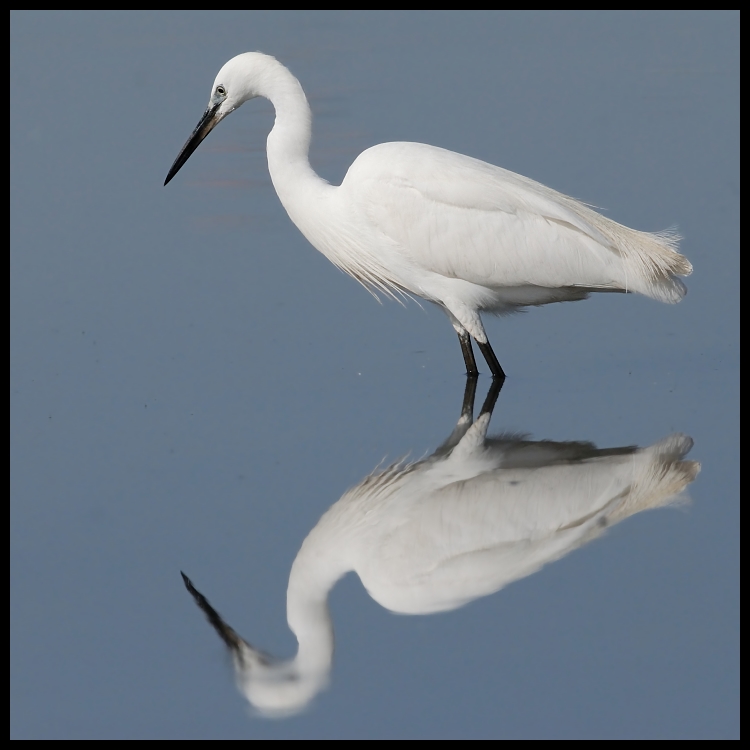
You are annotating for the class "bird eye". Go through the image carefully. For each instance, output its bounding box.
[216,85,226,96]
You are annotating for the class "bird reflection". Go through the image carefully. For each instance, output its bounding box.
[182,378,699,718]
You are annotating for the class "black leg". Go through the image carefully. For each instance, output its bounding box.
[478,377,503,418]
[433,374,479,456]
[477,340,506,381]
[458,330,479,376]
[460,374,478,421]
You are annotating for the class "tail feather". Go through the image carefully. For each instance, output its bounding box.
[564,195,693,302]
[605,225,692,303]
[607,434,700,523]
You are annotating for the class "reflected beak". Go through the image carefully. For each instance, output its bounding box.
[164,102,223,186]
[181,571,246,655]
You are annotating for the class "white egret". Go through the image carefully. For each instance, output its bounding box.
[165,53,693,378]
[182,380,699,717]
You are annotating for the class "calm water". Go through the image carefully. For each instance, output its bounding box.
[11,11,738,739]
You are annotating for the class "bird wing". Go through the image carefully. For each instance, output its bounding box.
[343,142,622,291]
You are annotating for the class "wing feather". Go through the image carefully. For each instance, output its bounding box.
[342,142,689,299]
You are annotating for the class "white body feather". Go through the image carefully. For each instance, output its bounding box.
[188,398,698,717]
[178,53,692,350]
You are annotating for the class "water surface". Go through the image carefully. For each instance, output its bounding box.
[11,11,738,739]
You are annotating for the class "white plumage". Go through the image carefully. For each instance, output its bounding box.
[182,382,699,717]
[166,53,693,378]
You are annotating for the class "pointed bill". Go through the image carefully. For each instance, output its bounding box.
[164,103,222,186]
[181,571,246,654]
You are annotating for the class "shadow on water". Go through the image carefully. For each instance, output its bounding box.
[182,377,699,718]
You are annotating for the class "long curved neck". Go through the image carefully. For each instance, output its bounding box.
[256,60,330,217]
[237,531,349,716]
[285,528,350,676]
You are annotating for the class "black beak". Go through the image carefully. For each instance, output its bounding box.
[164,102,222,186]
[180,571,246,655]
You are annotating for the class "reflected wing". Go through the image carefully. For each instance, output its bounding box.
[362,435,698,614]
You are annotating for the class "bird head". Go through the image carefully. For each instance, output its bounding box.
[164,52,277,186]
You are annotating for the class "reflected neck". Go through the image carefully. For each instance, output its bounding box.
[285,531,351,675]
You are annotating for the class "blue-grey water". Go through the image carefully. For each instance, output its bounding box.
[11,11,738,739]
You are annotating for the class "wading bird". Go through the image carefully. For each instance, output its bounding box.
[181,379,698,716]
[166,53,692,379]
